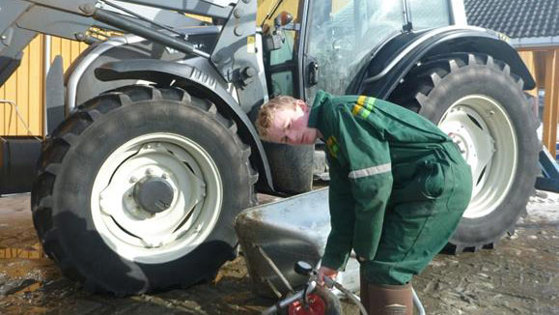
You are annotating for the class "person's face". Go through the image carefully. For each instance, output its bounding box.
[266,100,320,145]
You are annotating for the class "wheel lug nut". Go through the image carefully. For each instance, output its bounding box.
[129,176,138,183]
[146,168,154,175]
[162,173,168,179]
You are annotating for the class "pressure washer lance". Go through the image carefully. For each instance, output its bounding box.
[261,261,367,315]
[322,269,368,315]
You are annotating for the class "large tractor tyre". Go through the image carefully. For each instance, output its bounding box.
[390,53,539,252]
[31,85,258,294]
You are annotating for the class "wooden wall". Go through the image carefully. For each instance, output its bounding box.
[1,36,44,137]
[519,49,559,156]
[0,35,88,137]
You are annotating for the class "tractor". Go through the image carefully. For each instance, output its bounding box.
[0,0,539,294]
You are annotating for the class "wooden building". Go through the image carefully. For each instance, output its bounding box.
[466,0,559,156]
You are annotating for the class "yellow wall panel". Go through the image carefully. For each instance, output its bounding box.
[1,70,17,135]
[518,51,538,97]
[51,37,88,72]
[258,0,300,25]
[28,35,44,135]
[50,36,62,65]
[0,35,43,137]
[0,35,90,137]
[60,38,71,71]
[16,41,30,135]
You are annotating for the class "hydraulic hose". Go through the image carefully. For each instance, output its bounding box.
[324,277,368,315]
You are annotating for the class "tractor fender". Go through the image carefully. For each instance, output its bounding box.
[357,26,535,99]
[95,57,274,193]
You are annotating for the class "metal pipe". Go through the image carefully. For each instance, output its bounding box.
[261,290,304,315]
[412,287,426,315]
[402,0,413,32]
[256,245,295,293]
[91,9,211,59]
[260,0,285,27]
[100,0,185,38]
[44,35,51,136]
[120,0,234,20]
[66,37,132,113]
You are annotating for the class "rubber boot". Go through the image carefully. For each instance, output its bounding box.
[367,282,413,315]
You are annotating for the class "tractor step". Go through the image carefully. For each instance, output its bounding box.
[536,147,559,193]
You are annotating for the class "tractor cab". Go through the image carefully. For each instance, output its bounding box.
[263,0,457,103]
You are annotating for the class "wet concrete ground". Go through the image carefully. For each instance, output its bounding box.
[0,192,558,314]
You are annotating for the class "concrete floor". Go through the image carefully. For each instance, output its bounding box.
[0,191,558,314]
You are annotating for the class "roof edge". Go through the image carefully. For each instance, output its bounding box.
[510,36,559,49]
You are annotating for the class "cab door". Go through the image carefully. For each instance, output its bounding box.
[302,0,406,103]
[261,0,306,99]
[301,0,453,104]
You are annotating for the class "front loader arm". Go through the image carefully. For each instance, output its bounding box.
[0,0,98,85]
[0,0,235,86]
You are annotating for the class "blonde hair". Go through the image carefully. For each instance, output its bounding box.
[256,95,299,139]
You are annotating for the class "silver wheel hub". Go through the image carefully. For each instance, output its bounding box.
[439,95,517,219]
[133,176,174,214]
[92,133,222,263]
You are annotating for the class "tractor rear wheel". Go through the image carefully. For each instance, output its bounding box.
[390,53,539,252]
[31,85,257,294]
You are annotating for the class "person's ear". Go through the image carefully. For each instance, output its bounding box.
[295,99,308,112]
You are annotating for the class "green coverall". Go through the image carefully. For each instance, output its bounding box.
[308,90,473,285]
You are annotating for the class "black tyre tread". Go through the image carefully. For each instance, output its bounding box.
[32,85,257,294]
[390,53,539,253]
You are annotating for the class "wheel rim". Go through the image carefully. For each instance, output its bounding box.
[438,95,518,219]
[288,294,327,315]
[91,132,222,263]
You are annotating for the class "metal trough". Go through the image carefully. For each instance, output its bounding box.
[235,188,360,298]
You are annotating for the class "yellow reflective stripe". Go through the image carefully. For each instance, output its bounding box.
[352,95,367,115]
[360,108,371,119]
[326,136,339,158]
[352,96,375,118]
[357,95,367,106]
[364,97,376,111]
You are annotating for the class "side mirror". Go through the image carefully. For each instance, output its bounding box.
[274,11,293,28]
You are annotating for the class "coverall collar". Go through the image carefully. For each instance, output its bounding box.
[308,90,331,129]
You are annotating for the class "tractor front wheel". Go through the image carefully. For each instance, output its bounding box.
[32,85,257,294]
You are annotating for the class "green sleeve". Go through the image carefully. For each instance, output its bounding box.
[321,160,355,271]
[336,108,393,262]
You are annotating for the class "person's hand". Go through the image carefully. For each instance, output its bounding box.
[317,266,338,287]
